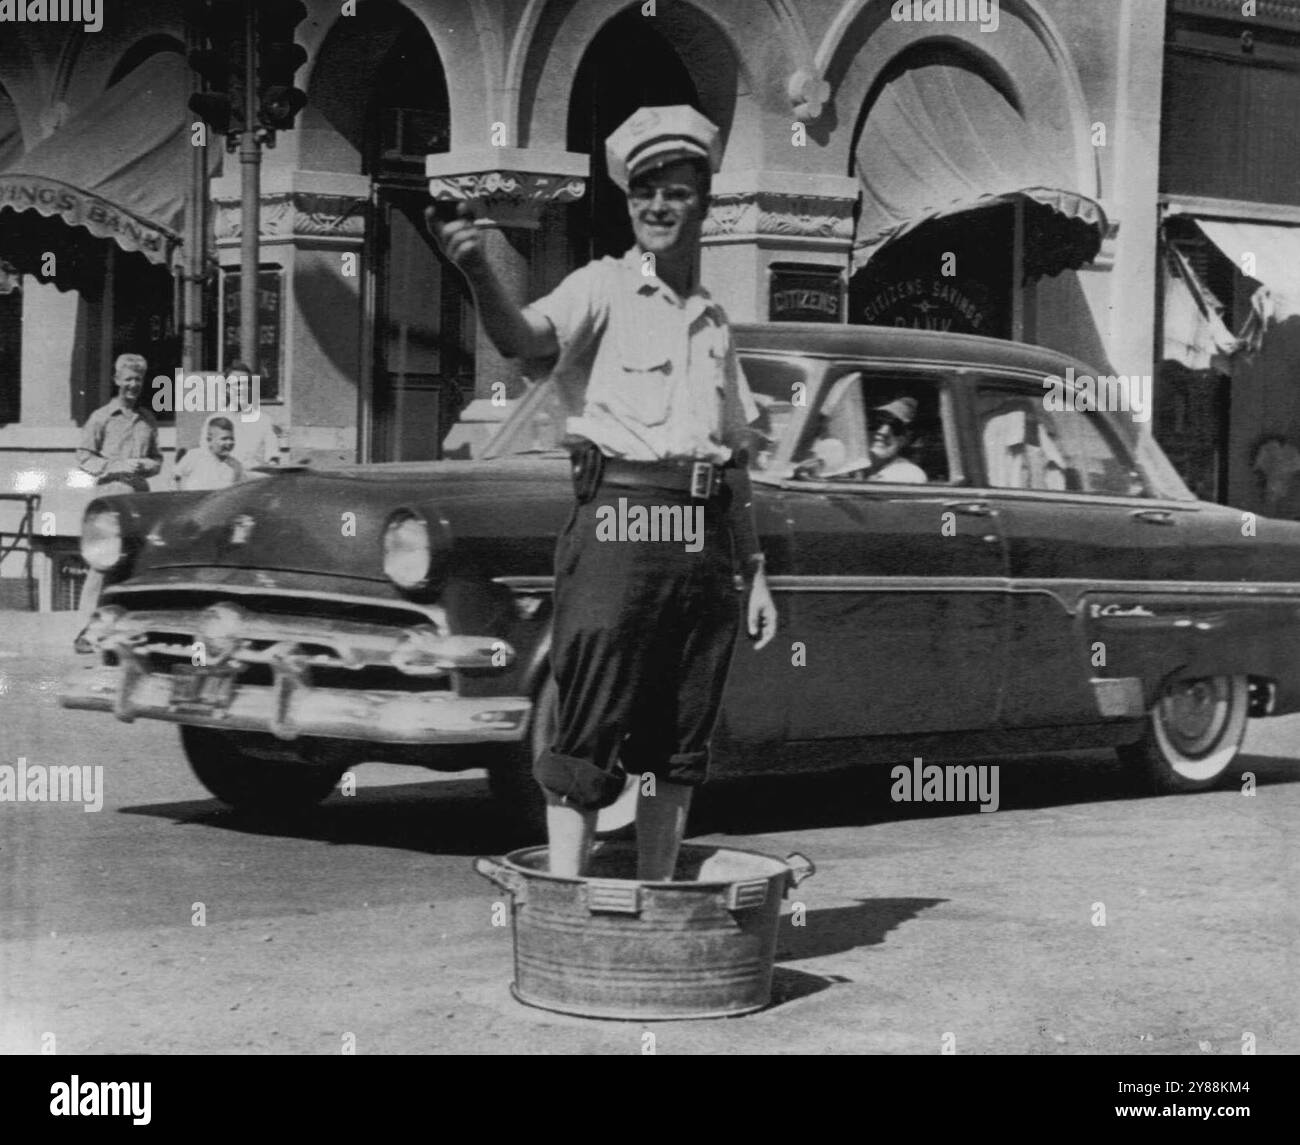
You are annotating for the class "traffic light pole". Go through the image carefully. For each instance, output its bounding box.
[239,0,259,373]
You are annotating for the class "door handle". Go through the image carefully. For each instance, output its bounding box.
[945,501,994,517]
[1130,508,1175,526]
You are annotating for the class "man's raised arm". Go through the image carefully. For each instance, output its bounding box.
[425,204,558,362]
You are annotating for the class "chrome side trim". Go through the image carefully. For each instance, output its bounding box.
[498,573,1300,608]
[772,575,1300,596]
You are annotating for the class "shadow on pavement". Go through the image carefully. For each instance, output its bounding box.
[120,751,1300,855]
[777,899,945,960]
[691,751,1300,837]
[122,776,539,855]
[765,900,945,1009]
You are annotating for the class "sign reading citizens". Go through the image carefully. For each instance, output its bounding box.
[769,265,842,324]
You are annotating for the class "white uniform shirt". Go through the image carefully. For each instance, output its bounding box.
[523,248,759,464]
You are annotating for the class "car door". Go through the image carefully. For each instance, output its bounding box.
[970,377,1229,727]
[710,354,804,747]
[779,367,1008,740]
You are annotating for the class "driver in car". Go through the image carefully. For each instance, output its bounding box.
[803,391,927,483]
[858,397,927,483]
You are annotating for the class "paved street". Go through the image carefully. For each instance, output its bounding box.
[2,612,1298,1055]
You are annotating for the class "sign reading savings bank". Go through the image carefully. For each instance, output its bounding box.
[0,175,175,265]
[857,276,999,334]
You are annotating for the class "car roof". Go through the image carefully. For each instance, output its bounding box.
[732,322,1092,378]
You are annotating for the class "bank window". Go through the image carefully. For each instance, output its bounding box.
[977,387,1150,497]
[790,371,953,485]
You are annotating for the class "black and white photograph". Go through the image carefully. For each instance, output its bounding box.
[0,0,1293,1092]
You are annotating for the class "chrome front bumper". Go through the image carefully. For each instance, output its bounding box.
[58,603,531,745]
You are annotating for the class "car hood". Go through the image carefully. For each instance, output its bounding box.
[136,455,573,581]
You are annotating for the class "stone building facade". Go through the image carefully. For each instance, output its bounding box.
[0,0,1167,608]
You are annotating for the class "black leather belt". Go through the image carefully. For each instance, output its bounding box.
[594,456,728,500]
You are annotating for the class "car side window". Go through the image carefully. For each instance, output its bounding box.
[790,371,952,485]
[976,387,1152,497]
[735,356,811,474]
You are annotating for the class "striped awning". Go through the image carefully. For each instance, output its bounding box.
[0,53,197,267]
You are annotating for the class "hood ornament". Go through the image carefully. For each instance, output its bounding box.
[229,515,255,545]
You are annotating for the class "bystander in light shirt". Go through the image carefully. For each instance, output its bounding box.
[75,399,162,492]
[523,248,760,464]
[173,448,243,491]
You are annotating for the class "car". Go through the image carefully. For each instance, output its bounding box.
[59,323,1300,830]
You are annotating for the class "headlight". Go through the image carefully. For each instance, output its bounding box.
[382,511,432,589]
[82,507,125,571]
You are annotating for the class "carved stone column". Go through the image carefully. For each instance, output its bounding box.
[210,188,368,462]
[426,149,587,400]
[700,172,860,322]
[211,190,368,250]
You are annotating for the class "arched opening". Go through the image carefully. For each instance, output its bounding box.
[565,8,705,264]
[301,0,449,176]
[847,41,1103,341]
[302,2,470,462]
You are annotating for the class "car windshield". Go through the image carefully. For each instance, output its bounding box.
[481,355,815,472]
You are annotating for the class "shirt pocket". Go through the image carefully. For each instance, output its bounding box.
[608,339,674,426]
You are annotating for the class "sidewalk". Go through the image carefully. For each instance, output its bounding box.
[0,608,82,655]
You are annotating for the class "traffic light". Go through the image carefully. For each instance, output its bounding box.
[185,0,246,147]
[257,0,309,134]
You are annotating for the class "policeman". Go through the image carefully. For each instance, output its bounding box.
[428,105,777,880]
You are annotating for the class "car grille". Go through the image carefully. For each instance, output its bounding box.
[100,587,434,630]
[96,590,454,693]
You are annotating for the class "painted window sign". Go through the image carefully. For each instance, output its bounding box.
[221,267,283,402]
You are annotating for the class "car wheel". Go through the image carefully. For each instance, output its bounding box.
[486,674,640,839]
[180,725,347,811]
[1116,675,1249,793]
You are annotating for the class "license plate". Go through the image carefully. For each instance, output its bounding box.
[169,666,239,713]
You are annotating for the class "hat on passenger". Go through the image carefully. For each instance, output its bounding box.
[606,105,722,192]
[871,396,918,426]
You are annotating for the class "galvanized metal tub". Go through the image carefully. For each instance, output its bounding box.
[474,843,815,1020]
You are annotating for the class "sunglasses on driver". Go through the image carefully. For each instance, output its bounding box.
[868,412,909,435]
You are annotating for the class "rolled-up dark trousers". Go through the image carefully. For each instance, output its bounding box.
[533,486,741,811]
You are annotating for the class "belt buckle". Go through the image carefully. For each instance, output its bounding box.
[689,461,714,500]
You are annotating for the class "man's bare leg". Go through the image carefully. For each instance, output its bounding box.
[545,792,596,877]
[636,781,692,881]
